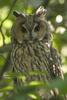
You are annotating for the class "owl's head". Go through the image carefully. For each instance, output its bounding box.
[12,6,50,43]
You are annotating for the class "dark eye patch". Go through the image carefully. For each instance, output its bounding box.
[21,25,27,33]
[34,23,40,32]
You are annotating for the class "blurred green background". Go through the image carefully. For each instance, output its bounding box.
[0,0,67,100]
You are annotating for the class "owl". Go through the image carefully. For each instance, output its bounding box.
[11,6,63,100]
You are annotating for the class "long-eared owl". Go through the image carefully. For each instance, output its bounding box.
[11,6,63,99]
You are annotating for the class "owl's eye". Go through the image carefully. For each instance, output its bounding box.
[34,24,40,32]
[21,26,27,33]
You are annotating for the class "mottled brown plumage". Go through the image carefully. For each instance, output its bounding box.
[11,6,63,99]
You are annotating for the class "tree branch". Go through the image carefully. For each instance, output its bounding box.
[0,44,12,53]
[0,0,17,46]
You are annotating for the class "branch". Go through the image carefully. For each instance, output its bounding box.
[0,52,11,79]
[0,0,17,46]
[0,44,12,53]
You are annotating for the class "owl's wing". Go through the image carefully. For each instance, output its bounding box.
[49,46,64,79]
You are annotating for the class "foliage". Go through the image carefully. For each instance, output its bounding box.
[0,0,67,100]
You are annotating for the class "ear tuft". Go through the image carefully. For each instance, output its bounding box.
[13,11,20,17]
[36,6,47,16]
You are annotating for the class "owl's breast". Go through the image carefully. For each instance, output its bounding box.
[11,41,52,81]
